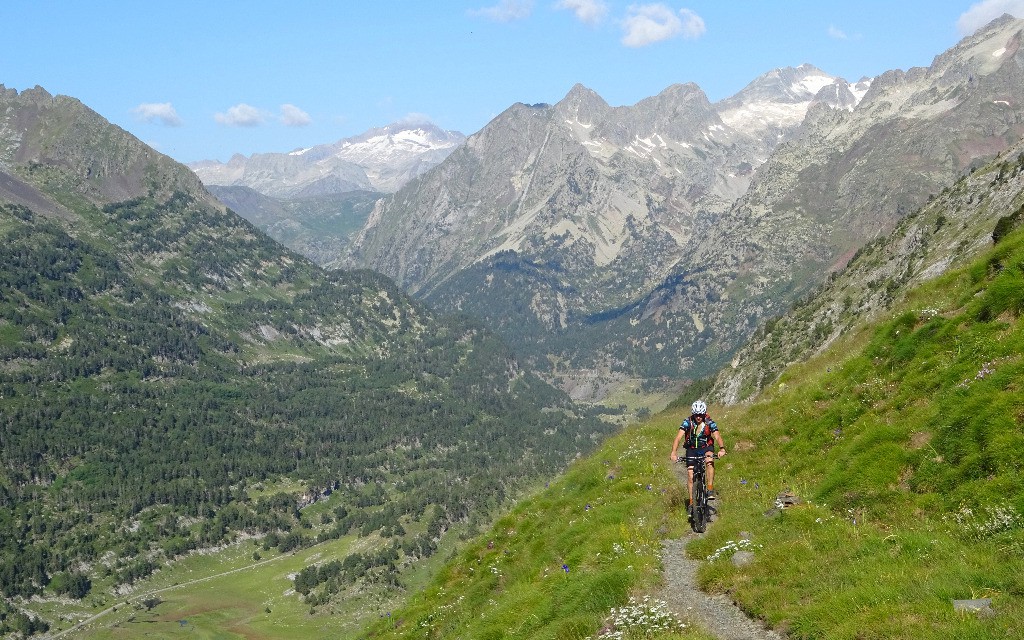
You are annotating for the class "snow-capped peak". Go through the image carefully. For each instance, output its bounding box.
[715,64,871,140]
[188,121,466,196]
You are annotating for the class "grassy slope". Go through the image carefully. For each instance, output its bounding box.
[689,227,1024,639]
[355,228,1024,640]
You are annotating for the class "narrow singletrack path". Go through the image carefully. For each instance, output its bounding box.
[656,465,782,640]
[656,536,782,640]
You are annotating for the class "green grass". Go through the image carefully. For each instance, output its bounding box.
[684,228,1024,639]
[47,535,395,639]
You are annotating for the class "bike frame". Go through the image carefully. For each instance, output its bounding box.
[684,447,716,533]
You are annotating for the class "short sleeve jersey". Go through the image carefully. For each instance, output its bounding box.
[679,414,718,449]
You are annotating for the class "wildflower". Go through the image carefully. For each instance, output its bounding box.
[740,478,747,485]
[706,538,762,561]
[562,564,570,573]
[598,596,686,638]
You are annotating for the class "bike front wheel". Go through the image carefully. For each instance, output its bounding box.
[692,481,708,533]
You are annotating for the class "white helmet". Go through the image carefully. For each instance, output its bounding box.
[691,400,707,415]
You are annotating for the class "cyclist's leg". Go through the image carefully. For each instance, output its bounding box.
[686,465,695,506]
[705,451,715,491]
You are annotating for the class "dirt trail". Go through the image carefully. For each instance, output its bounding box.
[656,535,782,640]
[656,467,782,640]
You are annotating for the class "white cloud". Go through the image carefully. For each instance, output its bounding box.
[469,0,533,22]
[957,0,1024,35]
[677,8,705,38]
[132,102,182,127]
[621,4,705,47]
[827,25,848,40]
[556,0,609,25]
[214,104,265,127]
[280,104,312,127]
[397,112,436,126]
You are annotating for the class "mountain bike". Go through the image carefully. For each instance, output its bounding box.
[683,448,717,533]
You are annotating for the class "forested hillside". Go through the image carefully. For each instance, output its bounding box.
[0,87,612,635]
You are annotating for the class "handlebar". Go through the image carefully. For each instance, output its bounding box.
[673,448,720,463]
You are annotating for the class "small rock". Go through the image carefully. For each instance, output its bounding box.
[953,598,994,618]
[776,491,801,507]
[732,551,755,567]
[738,531,751,541]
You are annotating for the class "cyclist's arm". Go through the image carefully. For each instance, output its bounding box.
[712,429,726,456]
[670,428,685,461]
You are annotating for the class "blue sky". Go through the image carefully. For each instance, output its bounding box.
[3,0,1023,163]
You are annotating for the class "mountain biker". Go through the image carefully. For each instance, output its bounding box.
[669,400,726,515]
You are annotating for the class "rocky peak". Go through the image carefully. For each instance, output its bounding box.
[810,81,858,111]
[17,85,55,105]
[554,83,610,125]
[714,64,852,151]
[723,64,835,106]
[1,85,211,205]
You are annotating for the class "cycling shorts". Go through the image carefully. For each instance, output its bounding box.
[684,447,714,468]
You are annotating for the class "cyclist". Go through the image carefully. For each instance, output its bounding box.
[669,400,726,515]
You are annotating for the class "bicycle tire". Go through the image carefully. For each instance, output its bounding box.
[692,474,708,533]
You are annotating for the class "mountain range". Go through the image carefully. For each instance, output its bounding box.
[189,122,466,197]
[4,13,1024,639]
[333,15,1024,400]
[183,18,1024,404]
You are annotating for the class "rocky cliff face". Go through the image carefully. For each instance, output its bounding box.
[332,59,889,390]
[663,14,1024,383]
[711,134,1024,403]
[345,65,847,304]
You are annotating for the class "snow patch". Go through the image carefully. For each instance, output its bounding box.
[993,47,1007,57]
[850,79,873,104]
[718,100,809,132]
[794,74,836,96]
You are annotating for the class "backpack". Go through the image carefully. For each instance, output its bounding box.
[683,414,714,449]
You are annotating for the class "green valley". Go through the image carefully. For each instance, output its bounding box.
[0,87,614,636]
